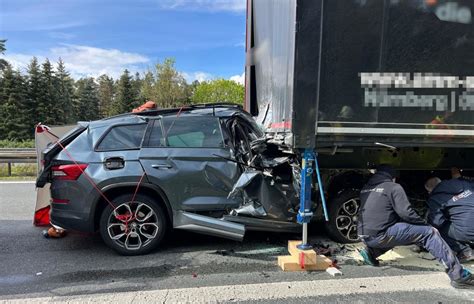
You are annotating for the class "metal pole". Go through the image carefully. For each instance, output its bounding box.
[302,222,308,245]
[297,149,314,250]
[314,154,329,221]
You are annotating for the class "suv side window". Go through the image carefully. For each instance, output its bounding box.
[162,116,224,148]
[146,119,165,147]
[96,124,147,151]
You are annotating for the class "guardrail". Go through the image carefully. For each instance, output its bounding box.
[0,148,37,176]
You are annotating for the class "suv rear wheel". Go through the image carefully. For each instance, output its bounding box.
[99,194,167,255]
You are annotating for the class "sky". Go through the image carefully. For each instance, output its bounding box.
[0,0,246,83]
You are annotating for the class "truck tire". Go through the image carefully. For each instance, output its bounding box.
[99,194,167,255]
[326,189,361,243]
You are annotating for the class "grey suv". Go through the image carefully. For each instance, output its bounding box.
[36,104,269,255]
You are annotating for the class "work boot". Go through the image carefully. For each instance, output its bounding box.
[457,252,474,263]
[451,269,474,289]
[358,247,379,267]
[42,227,66,238]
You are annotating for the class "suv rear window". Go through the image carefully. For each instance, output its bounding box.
[97,124,147,151]
[162,116,224,148]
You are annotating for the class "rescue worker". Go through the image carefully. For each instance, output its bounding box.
[425,177,474,263]
[451,167,474,183]
[358,165,473,289]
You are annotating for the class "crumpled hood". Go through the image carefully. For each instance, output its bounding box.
[431,178,471,196]
[365,171,393,187]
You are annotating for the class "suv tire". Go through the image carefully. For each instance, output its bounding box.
[326,189,361,243]
[99,194,167,255]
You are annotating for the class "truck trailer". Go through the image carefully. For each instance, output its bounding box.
[244,0,474,242]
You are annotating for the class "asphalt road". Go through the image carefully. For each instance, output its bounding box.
[0,182,473,303]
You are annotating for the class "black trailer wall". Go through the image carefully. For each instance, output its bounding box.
[247,0,474,148]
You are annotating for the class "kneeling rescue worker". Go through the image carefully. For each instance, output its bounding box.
[425,176,474,262]
[357,165,474,289]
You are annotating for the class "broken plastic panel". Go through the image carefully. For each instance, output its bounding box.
[228,169,297,221]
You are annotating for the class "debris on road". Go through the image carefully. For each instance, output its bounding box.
[212,249,235,256]
[259,271,270,278]
[326,267,342,276]
[313,242,332,256]
[42,227,66,238]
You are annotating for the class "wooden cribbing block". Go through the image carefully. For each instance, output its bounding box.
[288,240,317,264]
[277,240,332,272]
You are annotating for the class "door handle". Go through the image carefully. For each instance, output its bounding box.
[151,164,172,169]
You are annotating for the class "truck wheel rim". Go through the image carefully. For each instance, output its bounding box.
[335,198,360,241]
[107,202,159,251]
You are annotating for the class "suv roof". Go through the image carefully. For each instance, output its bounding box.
[89,103,247,129]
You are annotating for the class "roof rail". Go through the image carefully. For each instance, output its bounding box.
[189,102,243,109]
[102,103,242,120]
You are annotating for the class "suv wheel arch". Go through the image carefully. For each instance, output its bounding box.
[92,182,173,231]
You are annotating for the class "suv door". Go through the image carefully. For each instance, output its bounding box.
[139,116,241,213]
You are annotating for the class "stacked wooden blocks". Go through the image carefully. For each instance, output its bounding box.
[278,240,332,271]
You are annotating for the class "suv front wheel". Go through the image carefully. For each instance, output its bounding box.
[99,194,167,255]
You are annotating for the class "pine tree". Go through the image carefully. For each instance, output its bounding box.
[0,66,29,140]
[97,74,115,118]
[0,39,8,71]
[26,57,42,131]
[113,69,134,114]
[75,77,99,121]
[38,59,60,125]
[55,58,75,124]
[131,72,144,108]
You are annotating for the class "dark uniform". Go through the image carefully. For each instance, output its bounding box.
[428,178,474,259]
[358,165,471,287]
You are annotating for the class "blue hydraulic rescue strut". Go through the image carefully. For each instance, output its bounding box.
[297,149,329,250]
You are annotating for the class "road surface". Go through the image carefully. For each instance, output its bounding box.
[0,182,473,303]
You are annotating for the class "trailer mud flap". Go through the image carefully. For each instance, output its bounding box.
[174,211,245,241]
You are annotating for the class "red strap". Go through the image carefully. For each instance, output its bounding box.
[299,252,305,269]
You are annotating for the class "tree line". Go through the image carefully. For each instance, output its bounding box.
[0,40,244,140]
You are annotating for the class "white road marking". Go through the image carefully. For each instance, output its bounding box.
[0,181,35,184]
[2,273,469,303]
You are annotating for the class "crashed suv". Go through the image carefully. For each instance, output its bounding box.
[36,104,304,255]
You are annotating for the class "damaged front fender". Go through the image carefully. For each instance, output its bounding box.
[228,169,298,221]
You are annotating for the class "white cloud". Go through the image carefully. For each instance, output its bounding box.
[48,32,76,40]
[230,72,245,85]
[182,71,214,83]
[160,0,246,12]
[0,53,45,74]
[182,71,245,84]
[1,45,150,79]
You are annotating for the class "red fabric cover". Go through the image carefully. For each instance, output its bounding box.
[34,206,50,226]
[132,101,157,113]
